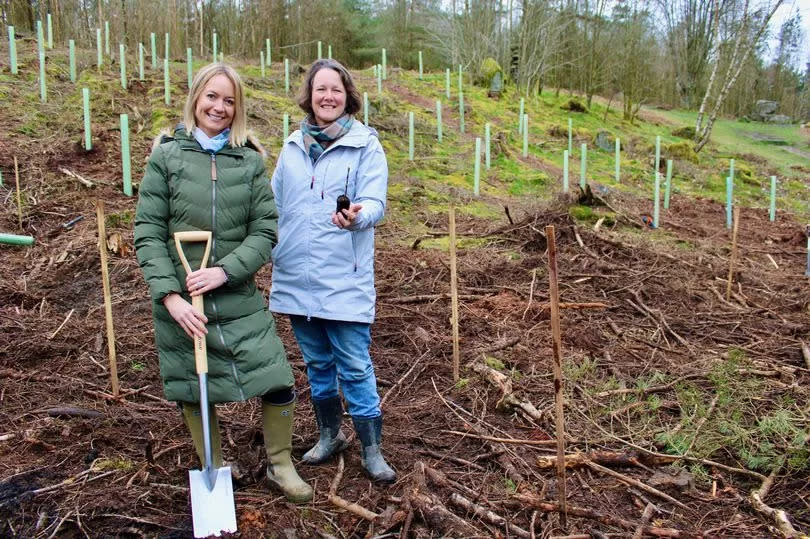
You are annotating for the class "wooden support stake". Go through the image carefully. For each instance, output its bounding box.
[545,224,567,527]
[96,200,120,397]
[449,205,460,382]
[14,157,22,231]
[726,206,740,301]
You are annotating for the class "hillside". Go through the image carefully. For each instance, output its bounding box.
[1,41,810,538]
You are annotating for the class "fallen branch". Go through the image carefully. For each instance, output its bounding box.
[410,462,483,537]
[802,342,810,370]
[584,459,689,510]
[513,495,694,538]
[59,167,94,188]
[537,450,675,470]
[633,503,657,539]
[44,407,103,419]
[48,309,74,340]
[468,359,543,421]
[449,492,531,538]
[328,454,378,521]
[748,460,802,538]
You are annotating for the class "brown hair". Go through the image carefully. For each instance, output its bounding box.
[183,63,247,147]
[297,59,361,119]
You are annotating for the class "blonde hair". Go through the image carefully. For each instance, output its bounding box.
[183,63,247,147]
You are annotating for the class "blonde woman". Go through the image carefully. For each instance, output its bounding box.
[134,63,312,503]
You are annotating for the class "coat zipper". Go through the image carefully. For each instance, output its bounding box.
[209,153,246,401]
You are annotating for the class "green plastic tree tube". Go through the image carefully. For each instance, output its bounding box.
[418,51,423,79]
[150,32,156,69]
[381,48,386,80]
[37,21,46,102]
[47,13,52,49]
[457,65,462,95]
[445,68,450,99]
[83,88,92,150]
[260,51,265,78]
[484,123,491,169]
[121,114,132,196]
[615,137,620,182]
[139,43,144,80]
[729,159,735,183]
[664,159,673,209]
[518,97,524,134]
[459,91,465,134]
[165,33,170,62]
[474,137,481,196]
[436,100,442,142]
[120,44,126,89]
[69,40,76,82]
[97,28,103,68]
[769,176,777,222]
[283,113,289,140]
[363,92,369,126]
[408,112,414,161]
[8,26,17,75]
[522,114,528,157]
[726,176,733,229]
[568,117,572,155]
[317,41,322,59]
[164,58,170,105]
[580,143,587,188]
[284,58,289,95]
[266,39,271,65]
[0,169,3,186]
[653,172,661,228]
[328,45,332,59]
[187,48,193,87]
[654,135,661,173]
[563,150,569,193]
[212,32,217,64]
[376,64,382,94]
[0,233,34,246]
[105,21,110,56]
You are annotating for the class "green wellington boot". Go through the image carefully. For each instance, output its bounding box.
[262,400,314,503]
[181,402,223,468]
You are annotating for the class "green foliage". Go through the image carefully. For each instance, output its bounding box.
[563,356,597,382]
[106,210,134,229]
[454,378,470,389]
[485,356,506,371]
[479,57,502,85]
[671,126,695,139]
[569,205,595,222]
[664,141,698,163]
[503,477,517,493]
[561,98,588,113]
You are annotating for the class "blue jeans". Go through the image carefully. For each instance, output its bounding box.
[288,315,381,419]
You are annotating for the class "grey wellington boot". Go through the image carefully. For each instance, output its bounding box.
[181,402,223,468]
[301,395,349,464]
[262,400,314,503]
[351,415,396,484]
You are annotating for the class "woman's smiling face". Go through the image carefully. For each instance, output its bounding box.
[194,74,235,137]
[311,68,346,127]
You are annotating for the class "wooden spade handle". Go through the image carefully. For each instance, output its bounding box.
[173,231,212,376]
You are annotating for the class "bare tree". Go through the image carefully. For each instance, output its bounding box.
[693,0,784,152]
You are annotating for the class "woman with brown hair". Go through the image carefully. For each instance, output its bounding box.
[269,59,395,483]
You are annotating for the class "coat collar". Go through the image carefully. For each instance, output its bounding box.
[287,119,373,155]
[172,124,256,158]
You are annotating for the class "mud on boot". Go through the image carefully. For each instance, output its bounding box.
[352,415,396,484]
[302,395,349,464]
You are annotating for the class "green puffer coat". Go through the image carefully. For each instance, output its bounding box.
[134,126,293,403]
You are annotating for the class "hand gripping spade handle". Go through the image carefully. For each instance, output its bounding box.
[173,231,237,538]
